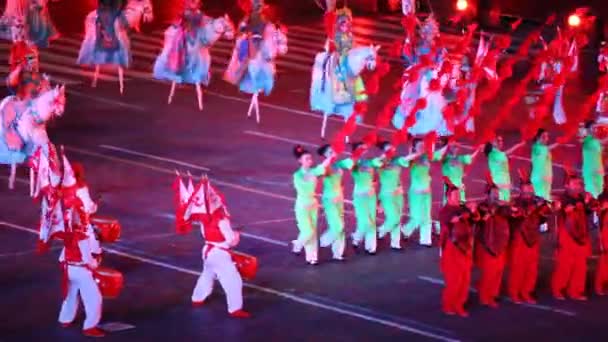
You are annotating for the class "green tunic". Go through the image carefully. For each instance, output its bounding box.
[530,142,552,200]
[582,135,604,198]
[403,157,433,246]
[488,149,511,201]
[350,157,382,252]
[378,156,410,248]
[437,151,472,202]
[319,159,354,258]
[293,165,326,253]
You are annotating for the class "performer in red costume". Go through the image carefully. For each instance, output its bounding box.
[57,198,105,337]
[596,190,608,295]
[184,176,250,318]
[507,172,552,304]
[475,177,511,308]
[439,180,476,317]
[551,172,595,300]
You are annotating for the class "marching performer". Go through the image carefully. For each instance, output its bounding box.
[184,176,250,317]
[435,137,481,203]
[530,128,558,231]
[377,141,418,250]
[317,144,351,260]
[439,181,476,317]
[292,145,333,264]
[507,173,551,304]
[484,135,525,201]
[57,198,105,337]
[402,139,435,247]
[475,179,511,308]
[153,0,235,110]
[25,0,60,48]
[224,0,287,123]
[596,191,608,295]
[580,121,605,199]
[77,0,130,94]
[349,142,383,254]
[551,172,594,300]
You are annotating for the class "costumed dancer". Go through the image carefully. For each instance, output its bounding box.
[292,145,333,264]
[530,128,558,232]
[393,15,450,136]
[402,138,436,247]
[349,142,383,254]
[439,181,476,317]
[77,0,130,94]
[376,141,418,250]
[507,172,552,304]
[317,144,351,261]
[224,0,288,123]
[484,135,525,201]
[153,0,235,110]
[551,172,595,300]
[475,178,511,308]
[596,188,608,295]
[580,121,605,199]
[435,137,481,203]
[310,3,379,138]
[537,34,577,125]
[25,0,60,48]
[184,175,250,318]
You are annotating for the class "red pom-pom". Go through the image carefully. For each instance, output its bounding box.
[496,36,511,50]
[429,79,441,92]
[415,98,428,110]
[362,131,378,146]
[354,102,368,115]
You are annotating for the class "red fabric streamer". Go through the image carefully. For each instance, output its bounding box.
[424,132,437,159]
[363,131,378,146]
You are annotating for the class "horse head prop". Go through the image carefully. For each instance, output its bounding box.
[204,14,235,44]
[347,44,380,76]
[124,0,154,32]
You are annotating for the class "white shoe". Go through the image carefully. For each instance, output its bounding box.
[291,240,302,254]
[539,223,548,233]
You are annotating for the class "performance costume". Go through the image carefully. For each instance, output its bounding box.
[530,140,553,200]
[402,155,434,246]
[551,189,593,300]
[439,201,475,316]
[582,134,604,198]
[378,155,409,249]
[437,149,473,203]
[350,156,382,253]
[596,194,608,295]
[487,147,512,201]
[475,200,511,307]
[319,157,353,260]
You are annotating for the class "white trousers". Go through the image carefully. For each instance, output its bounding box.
[58,265,102,330]
[191,247,243,313]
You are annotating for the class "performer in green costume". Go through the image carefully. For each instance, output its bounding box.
[376,141,420,249]
[317,144,353,260]
[484,135,525,202]
[402,139,436,247]
[530,129,559,200]
[434,138,481,203]
[349,142,383,254]
[292,145,332,265]
[580,121,606,199]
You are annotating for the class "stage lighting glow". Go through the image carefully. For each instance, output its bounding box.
[456,0,468,11]
[568,14,581,27]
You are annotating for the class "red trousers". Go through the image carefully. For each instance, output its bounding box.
[440,242,472,312]
[475,247,506,304]
[551,232,590,298]
[595,254,608,294]
[507,234,539,301]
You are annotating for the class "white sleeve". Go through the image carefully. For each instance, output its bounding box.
[76,187,98,214]
[218,219,239,248]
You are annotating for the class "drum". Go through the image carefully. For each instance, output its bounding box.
[94,267,124,299]
[230,251,258,280]
[91,216,121,243]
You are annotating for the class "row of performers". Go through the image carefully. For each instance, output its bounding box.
[33,146,252,337]
[290,122,605,264]
[293,141,608,317]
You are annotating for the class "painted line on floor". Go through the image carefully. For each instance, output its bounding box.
[100,145,211,172]
[417,276,577,317]
[0,221,460,341]
[67,90,147,112]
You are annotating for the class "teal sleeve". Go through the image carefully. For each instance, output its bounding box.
[311,164,326,177]
[395,156,410,168]
[459,154,473,165]
[335,158,355,170]
[432,150,444,161]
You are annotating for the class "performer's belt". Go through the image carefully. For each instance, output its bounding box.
[203,243,229,259]
[65,262,87,267]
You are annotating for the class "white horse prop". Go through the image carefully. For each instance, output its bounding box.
[155,14,235,110]
[310,45,380,138]
[224,23,288,123]
[0,85,66,189]
[79,0,153,93]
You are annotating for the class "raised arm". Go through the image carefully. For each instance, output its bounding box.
[506,141,526,155]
